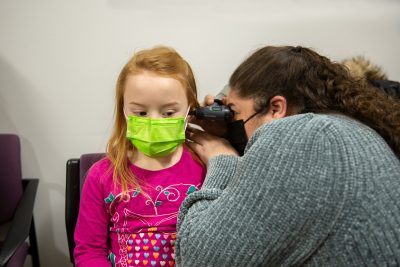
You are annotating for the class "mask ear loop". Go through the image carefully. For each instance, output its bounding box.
[243,111,260,124]
[184,106,191,130]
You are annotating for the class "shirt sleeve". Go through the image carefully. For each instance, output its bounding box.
[74,163,112,267]
[176,115,352,266]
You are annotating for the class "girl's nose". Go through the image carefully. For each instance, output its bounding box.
[147,111,163,119]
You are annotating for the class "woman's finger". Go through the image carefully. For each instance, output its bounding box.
[203,94,215,106]
[187,126,216,143]
[221,95,228,105]
[186,125,205,134]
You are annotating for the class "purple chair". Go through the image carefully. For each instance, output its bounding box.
[65,153,105,265]
[0,134,40,267]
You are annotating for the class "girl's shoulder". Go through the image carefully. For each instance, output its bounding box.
[85,156,114,184]
[87,156,112,173]
[182,145,206,169]
[179,146,206,181]
[80,156,116,198]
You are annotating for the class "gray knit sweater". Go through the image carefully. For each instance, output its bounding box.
[176,113,400,267]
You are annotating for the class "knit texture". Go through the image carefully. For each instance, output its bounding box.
[176,113,400,267]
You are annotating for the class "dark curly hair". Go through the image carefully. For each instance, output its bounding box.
[229,45,400,157]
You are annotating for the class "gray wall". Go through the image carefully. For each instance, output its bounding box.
[1,0,399,266]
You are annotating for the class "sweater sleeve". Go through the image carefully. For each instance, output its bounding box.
[74,163,112,267]
[176,114,354,267]
[201,154,238,190]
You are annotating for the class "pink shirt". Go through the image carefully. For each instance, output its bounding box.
[74,147,206,267]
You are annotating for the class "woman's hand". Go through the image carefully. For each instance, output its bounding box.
[186,126,238,165]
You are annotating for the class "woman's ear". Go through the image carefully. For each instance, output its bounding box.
[268,95,287,119]
[257,95,287,125]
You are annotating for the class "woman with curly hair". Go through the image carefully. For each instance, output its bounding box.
[176,46,400,266]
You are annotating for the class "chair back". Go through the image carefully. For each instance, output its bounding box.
[0,134,24,223]
[65,153,105,265]
[0,134,40,267]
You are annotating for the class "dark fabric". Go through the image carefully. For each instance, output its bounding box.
[370,79,400,98]
[65,158,80,265]
[0,134,23,223]
[4,242,28,267]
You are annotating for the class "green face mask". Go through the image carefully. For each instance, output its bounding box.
[126,115,186,158]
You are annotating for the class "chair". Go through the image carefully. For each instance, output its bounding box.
[65,153,105,265]
[0,134,40,267]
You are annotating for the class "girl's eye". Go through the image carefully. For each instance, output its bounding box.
[163,111,175,117]
[134,111,147,116]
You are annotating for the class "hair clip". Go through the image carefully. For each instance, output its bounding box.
[293,46,302,53]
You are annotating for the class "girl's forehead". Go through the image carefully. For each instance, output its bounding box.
[125,73,186,93]
[123,73,188,106]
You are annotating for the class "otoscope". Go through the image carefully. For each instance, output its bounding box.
[189,86,233,122]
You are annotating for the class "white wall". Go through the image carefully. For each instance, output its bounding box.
[1,0,399,266]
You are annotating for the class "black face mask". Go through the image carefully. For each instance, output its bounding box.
[225,112,259,156]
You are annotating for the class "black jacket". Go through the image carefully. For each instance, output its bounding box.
[370,79,400,98]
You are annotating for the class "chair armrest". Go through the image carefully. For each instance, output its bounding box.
[0,178,38,267]
[65,159,80,264]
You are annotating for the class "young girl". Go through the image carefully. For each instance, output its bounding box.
[74,46,206,267]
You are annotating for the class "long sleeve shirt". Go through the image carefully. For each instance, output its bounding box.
[74,147,206,267]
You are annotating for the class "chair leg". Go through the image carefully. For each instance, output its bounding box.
[29,218,40,267]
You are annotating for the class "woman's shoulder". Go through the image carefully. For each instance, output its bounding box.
[248,113,320,143]
[248,113,394,158]
[253,113,377,139]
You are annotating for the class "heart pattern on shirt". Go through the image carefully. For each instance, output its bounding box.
[122,229,177,267]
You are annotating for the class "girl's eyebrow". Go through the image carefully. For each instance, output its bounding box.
[127,101,180,107]
[127,101,146,107]
[161,102,180,108]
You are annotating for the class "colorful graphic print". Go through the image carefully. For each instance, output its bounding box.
[106,183,198,267]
